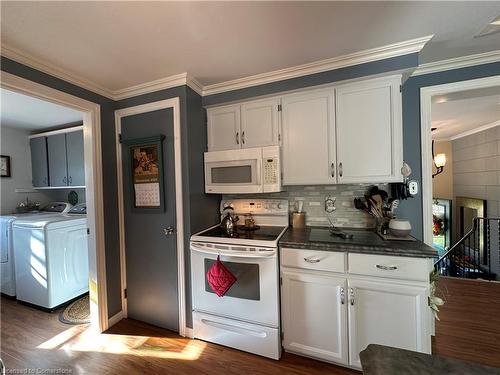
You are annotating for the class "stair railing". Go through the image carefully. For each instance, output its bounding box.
[434,217,499,280]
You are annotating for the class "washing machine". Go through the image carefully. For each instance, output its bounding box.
[0,202,73,297]
[12,203,88,309]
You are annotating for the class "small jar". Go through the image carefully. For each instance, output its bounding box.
[244,213,255,229]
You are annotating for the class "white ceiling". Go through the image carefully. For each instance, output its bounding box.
[1,2,499,92]
[431,86,500,140]
[0,88,83,131]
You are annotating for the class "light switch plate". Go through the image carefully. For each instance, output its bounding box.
[408,180,418,196]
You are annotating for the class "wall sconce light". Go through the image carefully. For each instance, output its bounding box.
[432,140,446,178]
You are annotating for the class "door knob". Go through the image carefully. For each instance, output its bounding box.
[163,226,176,236]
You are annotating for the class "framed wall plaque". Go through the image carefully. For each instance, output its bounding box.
[0,155,11,178]
[122,135,165,212]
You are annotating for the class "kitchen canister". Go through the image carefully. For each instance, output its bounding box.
[292,212,306,228]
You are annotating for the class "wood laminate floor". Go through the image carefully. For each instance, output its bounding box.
[1,277,499,374]
[432,277,500,368]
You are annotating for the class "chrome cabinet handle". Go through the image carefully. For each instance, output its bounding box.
[69,176,72,184]
[304,257,321,264]
[63,176,67,184]
[349,288,355,306]
[340,287,345,305]
[163,226,176,236]
[236,132,239,145]
[331,163,335,178]
[376,264,398,271]
[241,131,245,144]
[339,162,343,177]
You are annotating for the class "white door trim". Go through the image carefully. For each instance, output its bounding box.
[0,71,108,332]
[419,75,500,245]
[114,98,186,337]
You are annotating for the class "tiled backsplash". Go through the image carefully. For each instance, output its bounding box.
[225,184,387,228]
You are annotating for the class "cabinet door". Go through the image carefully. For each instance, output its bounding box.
[335,76,403,183]
[47,133,68,186]
[240,98,280,148]
[29,137,49,187]
[207,104,241,151]
[282,89,336,185]
[347,278,430,369]
[282,269,348,365]
[66,130,85,186]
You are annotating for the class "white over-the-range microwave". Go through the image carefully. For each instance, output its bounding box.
[204,146,282,194]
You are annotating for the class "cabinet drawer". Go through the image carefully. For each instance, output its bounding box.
[281,248,345,273]
[348,253,429,282]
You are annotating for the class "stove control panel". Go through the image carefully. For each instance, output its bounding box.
[221,199,289,215]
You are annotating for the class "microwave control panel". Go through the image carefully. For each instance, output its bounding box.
[262,146,282,193]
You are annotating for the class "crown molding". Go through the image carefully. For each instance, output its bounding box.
[412,50,500,77]
[112,72,190,100]
[1,43,115,99]
[4,35,436,101]
[449,119,500,141]
[201,35,433,96]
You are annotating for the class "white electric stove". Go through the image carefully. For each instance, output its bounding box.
[190,199,289,360]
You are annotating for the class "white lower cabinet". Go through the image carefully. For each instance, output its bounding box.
[281,270,348,364]
[347,278,430,368]
[280,247,431,370]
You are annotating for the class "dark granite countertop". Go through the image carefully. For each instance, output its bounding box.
[360,344,500,375]
[279,226,438,258]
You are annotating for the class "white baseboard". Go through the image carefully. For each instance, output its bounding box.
[107,311,124,329]
[184,327,194,339]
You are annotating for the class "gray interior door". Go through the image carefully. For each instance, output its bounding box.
[121,108,179,331]
[29,137,49,187]
[47,133,68,186]
[66,130,85,186]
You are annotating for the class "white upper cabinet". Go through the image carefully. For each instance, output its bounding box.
[207,98,280,151]
[207,104,241,151]
[347,278,429,369]
[240,98,280,149]
[335,76,403,183]
[281,89,336,185]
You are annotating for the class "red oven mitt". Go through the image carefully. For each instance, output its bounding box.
[206,256,237,297]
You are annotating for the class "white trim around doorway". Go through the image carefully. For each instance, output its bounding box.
[0,71,108,332]
[419,75,500,246]
[114,98,187,337]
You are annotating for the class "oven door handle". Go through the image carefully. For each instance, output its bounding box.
[191,243,276,258]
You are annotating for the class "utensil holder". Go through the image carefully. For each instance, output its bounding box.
[292,212,306,228]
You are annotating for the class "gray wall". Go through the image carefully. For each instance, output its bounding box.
[452,126,500,277]
[398,61,500,240]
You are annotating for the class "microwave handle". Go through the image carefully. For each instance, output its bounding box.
[191,243,276,258]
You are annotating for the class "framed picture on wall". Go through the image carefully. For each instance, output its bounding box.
[0,155,11,177]
[122,135,166,212]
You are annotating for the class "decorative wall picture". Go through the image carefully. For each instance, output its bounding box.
[0,155,11,177]
[122,135,165,212]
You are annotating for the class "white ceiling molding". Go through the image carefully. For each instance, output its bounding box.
[449,119,500,141]
[2,35,447,100]
[201,35,433,96]
[1,43,115,99]
[112,72,190,100]
[412,50,500,76]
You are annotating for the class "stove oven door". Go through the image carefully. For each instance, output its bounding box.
[190,241,279,327]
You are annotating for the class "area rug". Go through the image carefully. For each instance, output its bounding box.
[59,295,90,325]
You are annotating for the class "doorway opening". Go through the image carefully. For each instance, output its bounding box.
[421,75,500,280]
[0,71,107,331]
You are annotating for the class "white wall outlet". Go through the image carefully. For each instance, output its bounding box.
[408,180,418,196]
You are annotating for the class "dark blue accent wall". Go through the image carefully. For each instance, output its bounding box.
[398,61,500,240]
[203,53,418,106]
